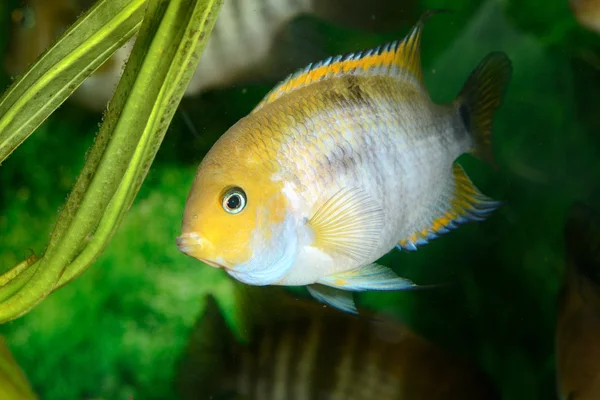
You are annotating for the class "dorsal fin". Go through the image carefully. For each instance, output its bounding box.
[251,10,447,113]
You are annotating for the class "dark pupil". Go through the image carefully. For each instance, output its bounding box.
[227,195,241,210]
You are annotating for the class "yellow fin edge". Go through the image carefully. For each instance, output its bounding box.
[397,164,500,251]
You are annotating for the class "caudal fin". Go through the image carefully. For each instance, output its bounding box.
[456,52,512,165]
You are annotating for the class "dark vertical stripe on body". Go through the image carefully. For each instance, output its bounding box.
[290,316,322,400]
[346,75,373,110]
[271,322,296,399]
[254,329,275,399]
[346,318,372,399]
[306,314,358,398]
[235,310,396,399]
[309,314,339,399]
[237,350,257,398]
[285,321,306,400]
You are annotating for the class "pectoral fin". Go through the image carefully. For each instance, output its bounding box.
[318,263,416,291]
[308,187,384,261]
[307,284,358,315]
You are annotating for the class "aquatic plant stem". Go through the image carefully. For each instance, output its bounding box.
[57,0,223,288]
[0,0,147,164]
[0,0,223,322]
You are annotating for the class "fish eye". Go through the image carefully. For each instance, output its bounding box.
[222,187,247,214]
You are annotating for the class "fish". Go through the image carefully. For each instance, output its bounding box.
[4,0,416,112]
[176,10,512,314]
[570,0,600,34]
[556,202,600,400]
[175,287,500,400]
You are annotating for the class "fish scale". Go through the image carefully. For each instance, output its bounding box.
[258,78,461,265]
[178,11,512,313]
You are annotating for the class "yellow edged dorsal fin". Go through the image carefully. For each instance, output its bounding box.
[251,10,447,113]
[397,163,501,252]
[308,187,384,261]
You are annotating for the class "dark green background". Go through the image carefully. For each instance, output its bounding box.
[1,0,600,398]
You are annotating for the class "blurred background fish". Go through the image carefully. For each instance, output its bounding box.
[4,0,416,113]
[0,336,38,400]
[175,286,500,400]
[556,202,600,400]
[570,0,600,35]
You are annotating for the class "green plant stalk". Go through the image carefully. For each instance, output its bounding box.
[0,255,37,288]
[0,270,36,304]
[56,0,224,288]
[0,255,38,303]
[0,0,168,305]
[0,0,147,164]
[57,0,222,289]
[0,0,223,322]
[0,0,154,306]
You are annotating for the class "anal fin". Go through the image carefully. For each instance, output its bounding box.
[308,264,418,314]
[318,263,415,291]
[397,163,500,252]
[307,284,358,315]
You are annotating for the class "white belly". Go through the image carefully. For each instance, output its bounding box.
[274,111,463,286]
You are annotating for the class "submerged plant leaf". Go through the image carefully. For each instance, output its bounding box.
[0,0,148,164]
[0,0,223,323]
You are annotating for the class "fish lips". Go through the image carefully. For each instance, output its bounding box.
[176,233,223,269]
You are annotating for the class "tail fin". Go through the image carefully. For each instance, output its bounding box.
[456,52,512,165]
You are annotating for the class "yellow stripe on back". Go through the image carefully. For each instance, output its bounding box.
[251,10,446,114]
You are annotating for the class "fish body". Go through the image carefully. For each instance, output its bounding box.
[177,12,512,313]
[556,203,600,400]
[176,289,500,400]
[4,0,415,112]
[204,71,461,288]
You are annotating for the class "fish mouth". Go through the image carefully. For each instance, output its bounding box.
[176,233,223,269]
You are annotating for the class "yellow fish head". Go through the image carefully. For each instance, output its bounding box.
[177,128,295,284]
